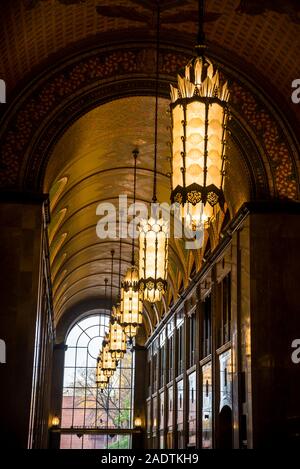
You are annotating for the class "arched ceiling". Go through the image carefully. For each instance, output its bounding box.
[45,96,173,324]
[1,0,299,124]
[2,0,299,334]
[45,95,249,327]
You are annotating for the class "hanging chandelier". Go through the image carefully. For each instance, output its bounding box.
[109,319,127,360]
[109,241,127,360]
[120,150,143,340]
[120,264,143,339]
[95,278,110,386]
[170,0,230,233]
[100,334,117,377]
[139,217,168,302]
[138,4,169,303]
[97,270,117,378]
[96,356,109,390]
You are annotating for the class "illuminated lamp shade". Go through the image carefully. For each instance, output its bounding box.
[170,55,230,232]
[100,338,117,378]
[96,356,109,388]
[51,416,60,427]
[134,417,142,428]
[120,266,143,339]
[138,217,168,302]
[111,304,121,321]
[109,316,127,360]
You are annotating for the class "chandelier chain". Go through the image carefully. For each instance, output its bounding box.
[153,2,160,204]
[197,0,205,46]
[104,277,108,312]
[118,235,122,300]
[132,149,138,265]
[110,249,114,312]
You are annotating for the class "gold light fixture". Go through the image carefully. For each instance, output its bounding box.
[96,356,109,389]
[109,319,127,360]
[170,0,230,233]
[134,416,142,428]
[139,217,168,302]
[120,265,143,340]
[120,150,143,340]
[100,335,117,377]
[51,416,60,428]
[109,244,127,360]
[138,4,169,303]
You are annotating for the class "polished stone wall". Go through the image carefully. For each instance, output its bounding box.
[0,198,45,448]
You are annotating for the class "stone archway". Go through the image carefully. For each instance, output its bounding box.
[1,33,299,331]
[0,33,299,202]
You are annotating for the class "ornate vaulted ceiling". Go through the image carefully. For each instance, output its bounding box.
[44,95,250,330]
[45,96,173,326]
[1,0,299,120]
[1,0,299,335]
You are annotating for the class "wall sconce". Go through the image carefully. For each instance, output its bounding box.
[51,416,60,428]
[134,416,142,428]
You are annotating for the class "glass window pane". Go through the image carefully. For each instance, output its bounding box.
[72,409,85,427]
[61,313,133,447]
[60,434,72,449]
[63,368,75,388]
[62,388,74,408]
[79,316,100,331]
[61,408,73,427]
[87,353,97,367]
[75,367,87,385]
[177,380,184,425]
[84,409,96,427]
[66,325,81,346]
[75,347,88,367]
[77,331,91,347]
[64,347,76,367]
[83,434,106,449]
[85,325,103,341]
[71,434,83,449]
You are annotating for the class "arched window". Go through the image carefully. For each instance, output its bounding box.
[60,313,134,449]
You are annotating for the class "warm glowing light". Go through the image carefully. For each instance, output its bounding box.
[134,417,142,427]
[51,416,60,427]
[98,381,108,391]
[120,266,143,339]
[139,217,168,302]
[96,356,109,387]
[100,336,117,377]
[109,316,127,360]
[111,304,122,321]
[170,55,230,233]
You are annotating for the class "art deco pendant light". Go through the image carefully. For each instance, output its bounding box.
[120,150,143,340]
[138,4,168,303]
[170,0,230,232]
[96,356,109,390]
[109,239,127,360]
[96,278,110,388]
[100,264,117,379]
[101,333,117,378]
[101,251,117,377]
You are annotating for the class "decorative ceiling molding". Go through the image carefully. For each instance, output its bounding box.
[2,0,299,102]
[0,39,298,200]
